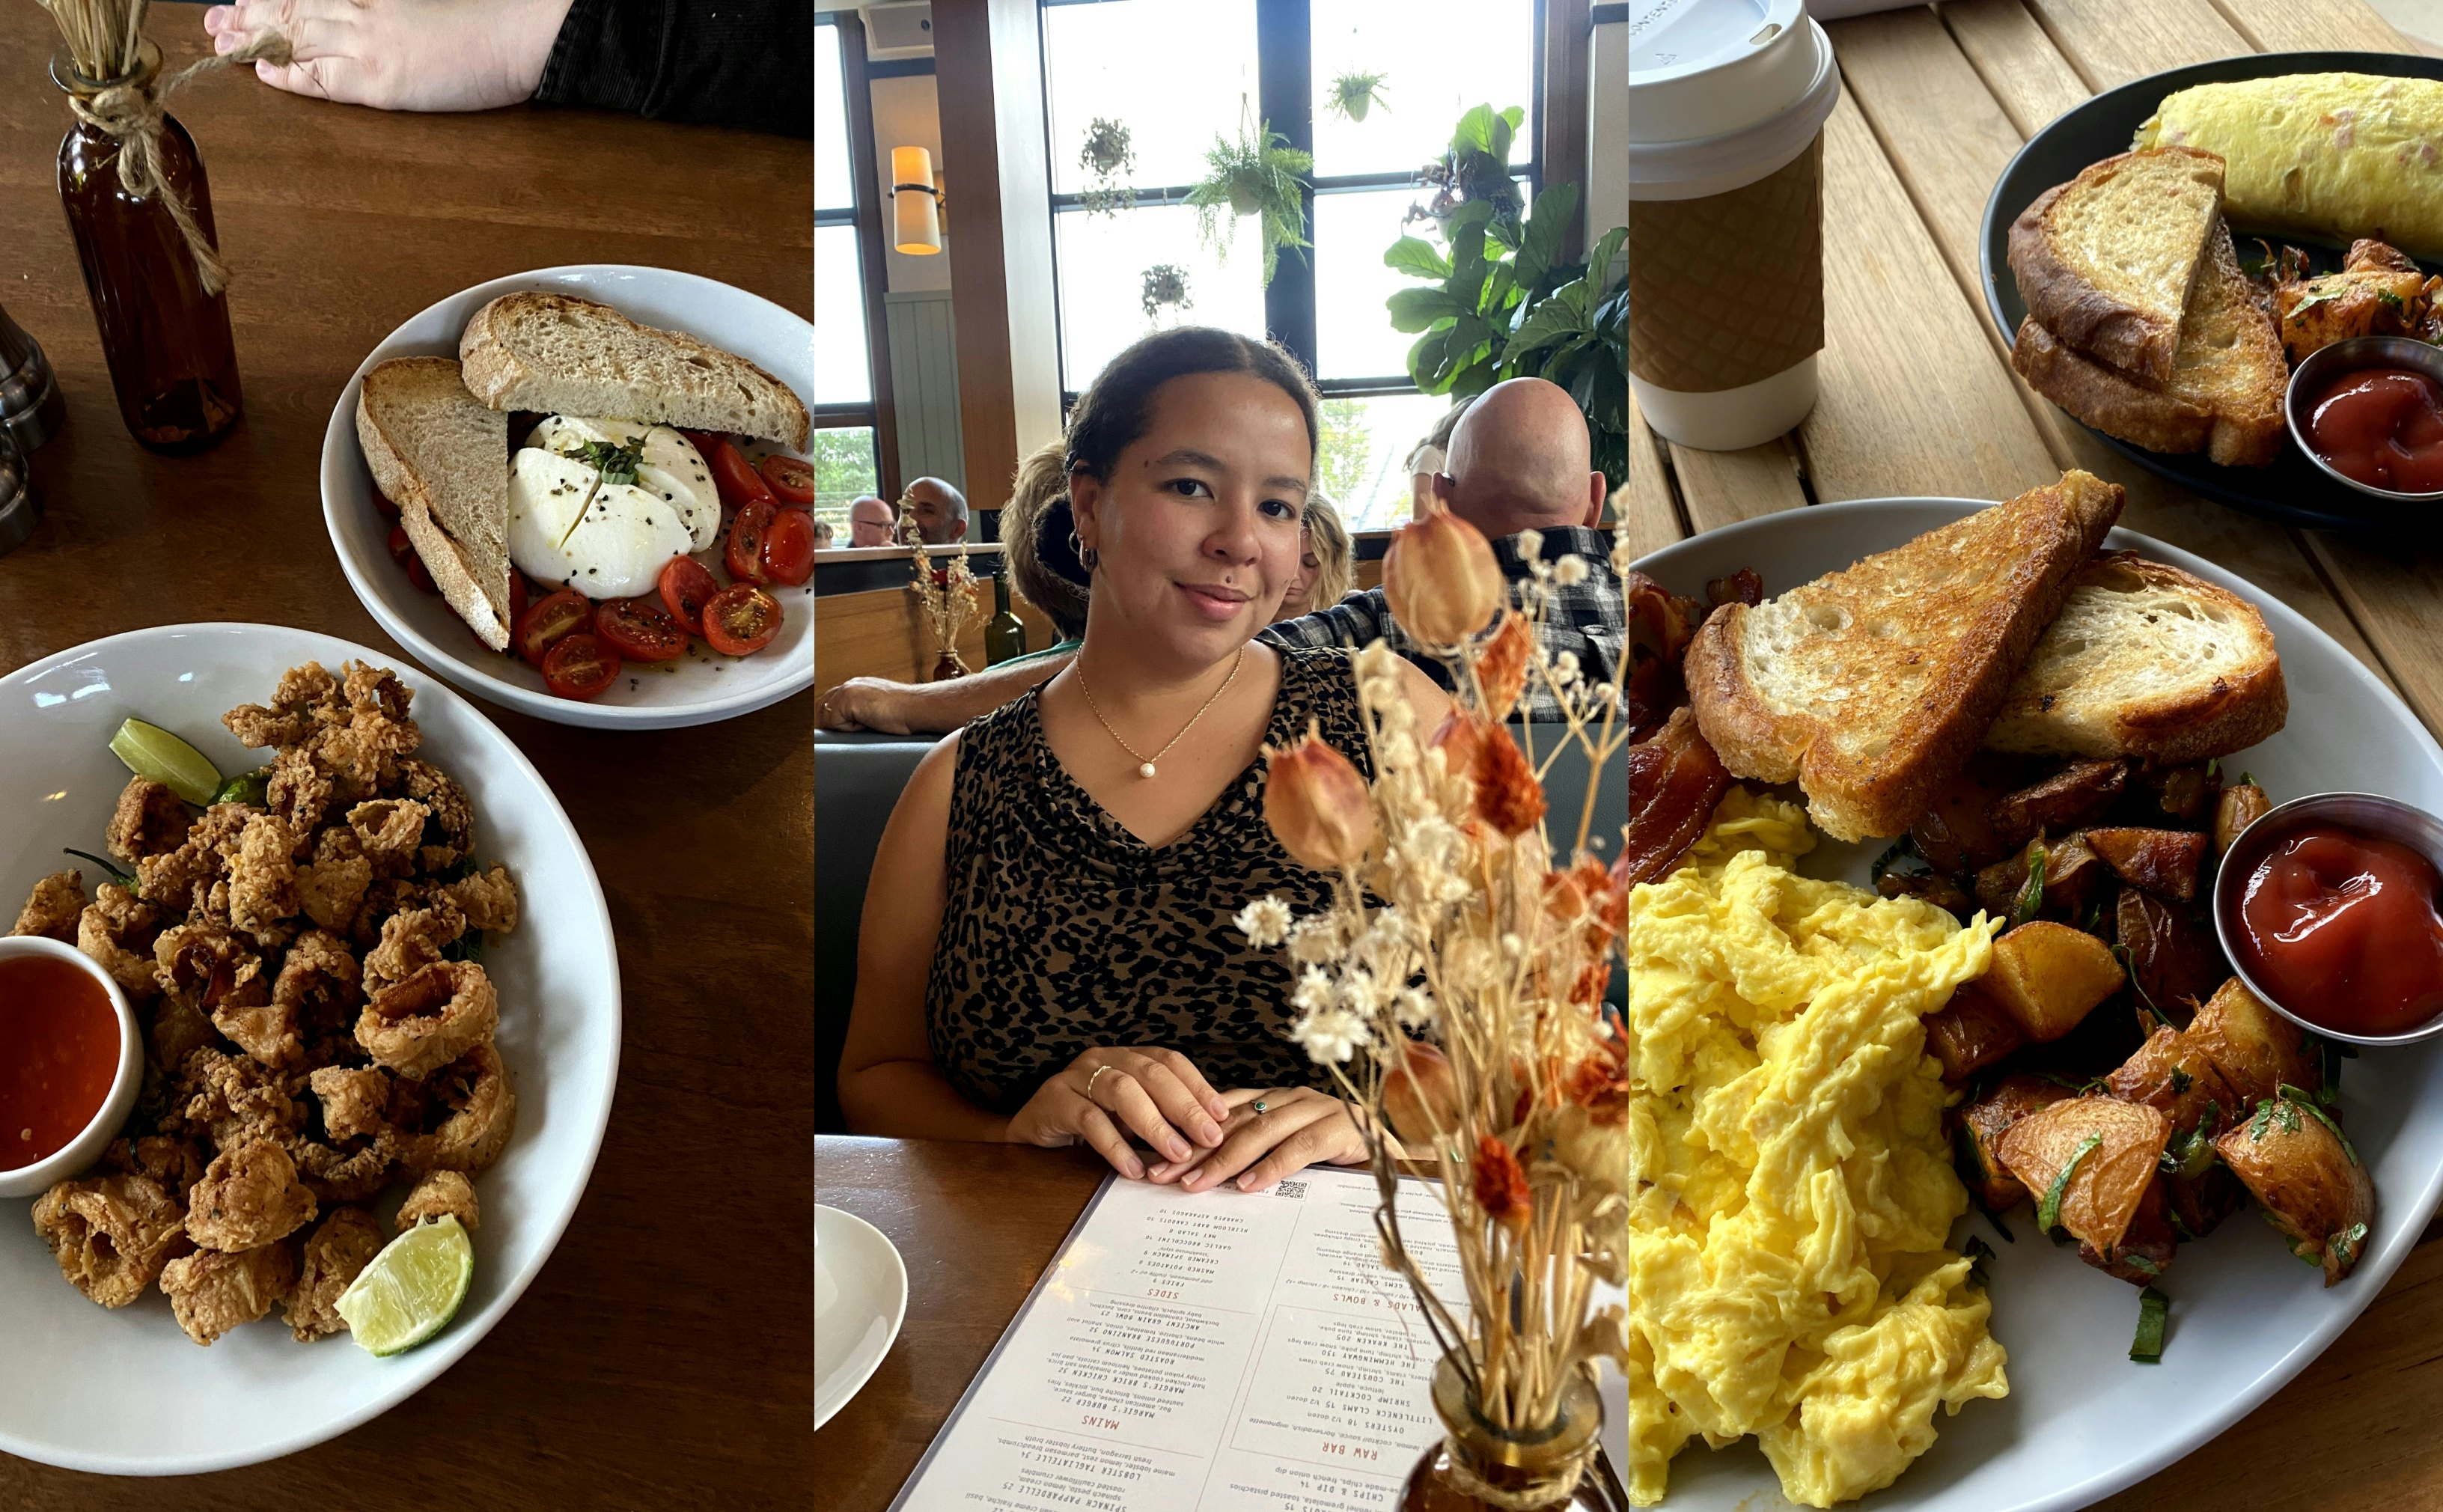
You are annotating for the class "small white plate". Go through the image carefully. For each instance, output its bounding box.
[0,624,621,1475]
[816,1204,908,1430]
[320,264,816,731]
[1623,499,2443,1511]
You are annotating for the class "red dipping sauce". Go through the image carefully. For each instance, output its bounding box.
[2237,824,2443,1037]
[2305,367,2443,493]
[0,954,121,1171]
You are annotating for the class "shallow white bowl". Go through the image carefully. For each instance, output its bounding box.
[1623,499,2443,1511]
[320,264,816,731]
[0,937,141,1201]
[0,624,621,1475]
[815,1204,908,1429]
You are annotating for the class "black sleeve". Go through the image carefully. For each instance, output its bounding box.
[534,0,813,138]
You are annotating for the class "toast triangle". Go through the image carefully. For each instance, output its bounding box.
[2008,147,2224,388]
[356,357,513,652]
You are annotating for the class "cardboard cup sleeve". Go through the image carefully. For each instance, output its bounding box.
[1628,137,1826,394]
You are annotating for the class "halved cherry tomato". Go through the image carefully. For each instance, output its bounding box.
[702,582,782,656]
[658,555,721,635]
[373,490,401,519]
[542,632,621,700]
[515,588,594,667]
[760,454,816,506]
[596,596,689,662]
[387,525,439,594]
[760,507,817,587]
[706,437,776,511]
[679,429,727,460]
[727,500,775,584]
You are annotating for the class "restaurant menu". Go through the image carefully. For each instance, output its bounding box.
[887,1165,1480,1512]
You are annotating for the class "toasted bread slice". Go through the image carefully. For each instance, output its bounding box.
[457,293,810,450]
[2014,224,2287,467]
[1986,552,2285,763]
[1685,471,2125,841]
[356,358,513,651]
[2009,148,2224,388]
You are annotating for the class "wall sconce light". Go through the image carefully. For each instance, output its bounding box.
[892,146,945,254]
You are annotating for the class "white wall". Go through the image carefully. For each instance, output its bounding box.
[869,74,954,294]
[1589,14,1627,240]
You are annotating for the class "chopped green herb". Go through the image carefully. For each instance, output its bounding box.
[212,766,272,807]
[441,933,484,965]
[2248,1097,2303,1141]
[62,847,135,888]
[2160,1100,2221,1180]
[2169,1067,2192,1095]
[2278,1084,2361,1166]
[575,436,647,487]
[2131,1286,2170,1363]
[2123,1252,2162,1278]
[2010,841,2049,929]
[2164,1201,2197,1243]
[1963,1235,1996,1288]
[2289,282,2352,318]
[1870,835,1921,888]
[2332,1222,2369,1272]
[2378,289,2408,312]
[2037,1133,2102,1235]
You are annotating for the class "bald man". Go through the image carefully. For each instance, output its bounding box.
[817,376,1628,733]
[847,495,895,547]
[904,478,969,545]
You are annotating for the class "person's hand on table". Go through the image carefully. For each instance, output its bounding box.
[1004,1048,1231,1181]
[1150,1088,1369,1194]
[201,0,575,112]
[819,677,917,735]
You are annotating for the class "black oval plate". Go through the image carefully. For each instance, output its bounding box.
[1979,51,2443,532]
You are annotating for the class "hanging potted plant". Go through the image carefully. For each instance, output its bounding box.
[1140,264,1193,323]
[1328,70,1389,122]
[1077,117,1136,218]
[1186,103,1312,286]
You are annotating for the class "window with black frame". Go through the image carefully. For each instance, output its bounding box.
[1038,0,1539,529]
[816,16,880,533]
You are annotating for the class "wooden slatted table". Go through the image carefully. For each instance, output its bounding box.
[1617,3,2443,1506]
[0,14,812,1508]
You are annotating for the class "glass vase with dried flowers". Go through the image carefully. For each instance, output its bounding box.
[1236,515,1653,1511]
[37,0,283,450]
[900,505,982,681]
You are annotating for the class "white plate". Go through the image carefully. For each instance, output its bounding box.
[816,1204,907,1430]
[320,264,816,731]
[1622,499,2443,1511]
[0,624,622,1475]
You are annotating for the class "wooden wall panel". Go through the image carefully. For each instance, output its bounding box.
[817,584,1060,689]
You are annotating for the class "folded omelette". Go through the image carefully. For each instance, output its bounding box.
[1616,791,2007,1508]
[2136,72,2443,259]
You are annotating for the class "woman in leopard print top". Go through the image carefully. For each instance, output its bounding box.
[837,328,1451,1195]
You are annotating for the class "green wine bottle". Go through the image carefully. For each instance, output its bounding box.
[985,560,1028,665]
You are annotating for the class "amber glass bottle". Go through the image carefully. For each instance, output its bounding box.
[52,51,242,451]
[985,561,1028,665]
[1403,1359,1626,1512]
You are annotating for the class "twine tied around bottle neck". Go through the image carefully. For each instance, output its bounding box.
[56,31,292,296]
[1438,1440,1595,1512]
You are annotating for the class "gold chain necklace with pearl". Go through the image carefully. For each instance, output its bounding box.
[1074,645,1246,779]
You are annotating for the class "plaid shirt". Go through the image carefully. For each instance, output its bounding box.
[1260,525,1626,722]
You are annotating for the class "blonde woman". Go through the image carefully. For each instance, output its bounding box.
[1278,493,1355,621]
[838,327,1450,1192]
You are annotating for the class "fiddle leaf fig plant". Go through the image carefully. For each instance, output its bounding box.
[1186,114,1313,286]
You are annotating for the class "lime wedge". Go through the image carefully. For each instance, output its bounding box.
[336,1214,473,1356]
[109,719,222,806]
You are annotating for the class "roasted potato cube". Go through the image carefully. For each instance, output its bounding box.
[2214,1097,2374,1285]
[2214,781,2272,857]
[1992,760,2127,853]
[1924,984,2026,1084]
[1876,870,1976,918]
[2114,888,2227,1020]
[1910,757,2025,874]
[1983,922,2125,1042]
[2277,268,2433,363]
[1971,835,2106,924]
[2162,1163,2247,1243]
[2188,976,2317,1107]
[1955,1073,2067,1210]
[2086,828,2209,902]
[1995,1095,2170,1255]
[2106,1025,2240,1144]
[2138,761,2221,825]
[2078,1179,2177,1285]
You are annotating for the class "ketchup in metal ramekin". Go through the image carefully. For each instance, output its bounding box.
[2235,821,2443,1038]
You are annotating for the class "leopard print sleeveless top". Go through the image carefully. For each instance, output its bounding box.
[927,646,1376,1116]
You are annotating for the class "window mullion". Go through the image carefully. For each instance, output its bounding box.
[1254,0,1317,372]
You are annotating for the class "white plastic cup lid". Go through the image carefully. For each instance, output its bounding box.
[1630,0,1820,143]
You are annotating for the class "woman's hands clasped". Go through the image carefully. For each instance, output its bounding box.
[1004,1047,1231,1180]
[1150,1088,1369,1194]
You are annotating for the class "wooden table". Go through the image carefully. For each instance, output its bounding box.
[0,14,812,1509]
[1615,2,2443,1507]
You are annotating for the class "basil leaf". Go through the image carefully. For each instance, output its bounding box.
[2130,1285,2170,1363]
[2037,1133,2102,1234]
[2010,841,2049,929]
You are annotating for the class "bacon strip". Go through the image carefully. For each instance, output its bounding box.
[1611,707,1731,890]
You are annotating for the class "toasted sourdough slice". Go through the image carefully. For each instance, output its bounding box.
[2008,147,2224,388]
[458,293,811,449]
[356,358,513,651]
[1684,470,2125,841]
[1986,551,2285,763]
[2013,223,2287,467]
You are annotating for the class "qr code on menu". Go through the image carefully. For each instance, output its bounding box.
[1274,1180,1308,1199]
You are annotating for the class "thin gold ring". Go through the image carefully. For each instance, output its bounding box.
[1085,1064,1117,1103]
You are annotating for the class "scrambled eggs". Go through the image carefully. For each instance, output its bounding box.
[1615,790,2009,1508]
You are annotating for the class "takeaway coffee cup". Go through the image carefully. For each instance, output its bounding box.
[1628,0,1840,451]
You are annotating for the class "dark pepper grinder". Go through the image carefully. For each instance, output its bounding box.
[0,297,67,455]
